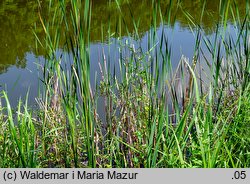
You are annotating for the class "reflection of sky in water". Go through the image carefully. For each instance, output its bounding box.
[0,53,41,107]
[90,23,196,81]
[0,23,241,107]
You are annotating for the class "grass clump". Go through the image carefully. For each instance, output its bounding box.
[0,0,249,168]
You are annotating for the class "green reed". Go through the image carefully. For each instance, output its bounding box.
[0,0,249,168]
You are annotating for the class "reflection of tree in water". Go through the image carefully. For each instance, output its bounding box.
[0,0,39,72]
[91,0,246,39]
[0,0,247,74]
[0,65,8,75]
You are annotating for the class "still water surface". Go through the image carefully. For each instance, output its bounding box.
[0,0,246,106]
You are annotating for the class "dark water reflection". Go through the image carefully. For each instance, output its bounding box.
[0,0,247,106]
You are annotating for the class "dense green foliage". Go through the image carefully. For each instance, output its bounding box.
[0,0,249,168]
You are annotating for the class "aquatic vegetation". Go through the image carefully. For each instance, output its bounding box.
[0,0,249,168]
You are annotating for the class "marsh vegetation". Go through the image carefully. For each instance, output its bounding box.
[0,0,249,168]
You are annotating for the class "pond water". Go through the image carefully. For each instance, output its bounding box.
[0,0,246,107]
